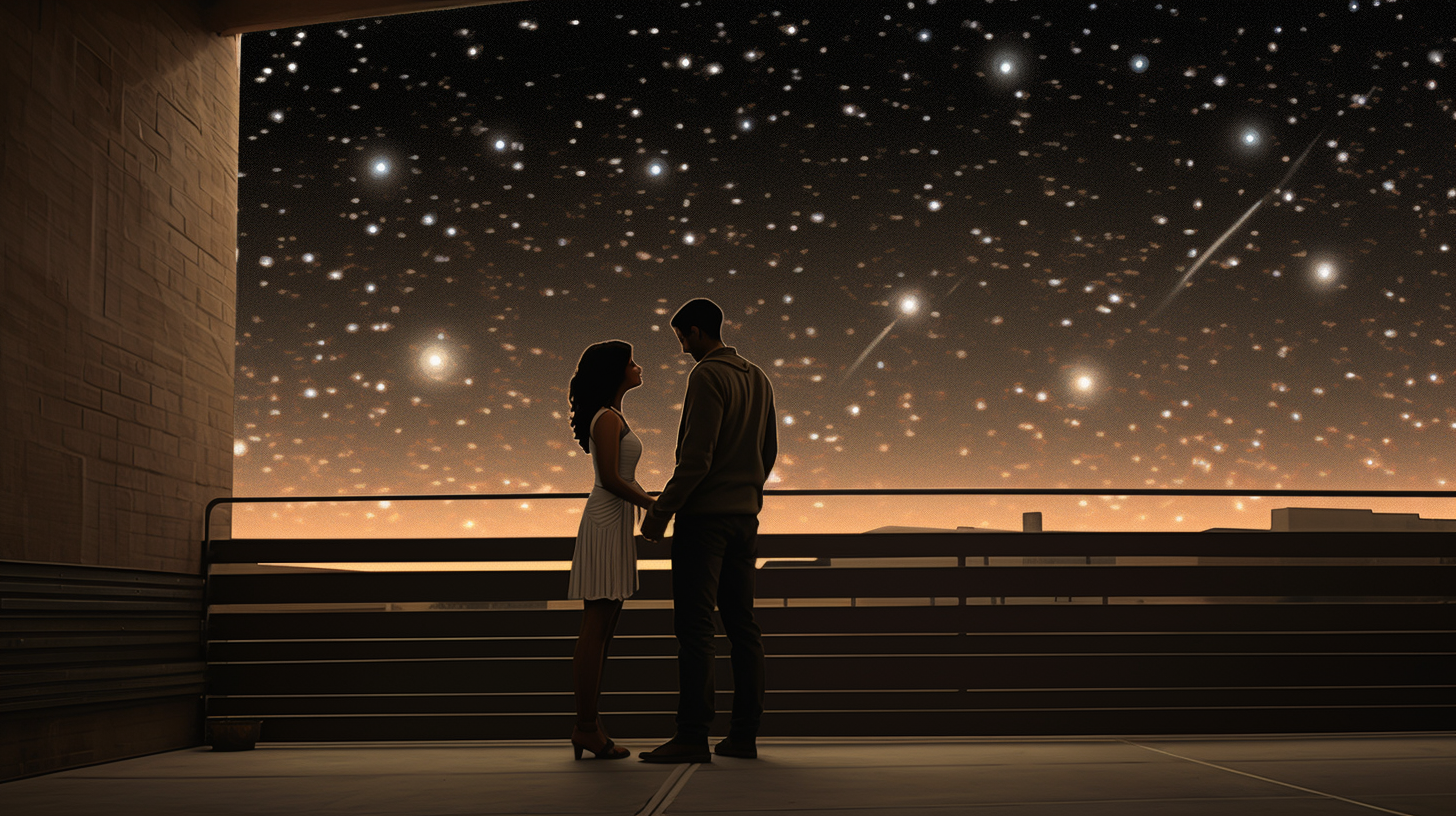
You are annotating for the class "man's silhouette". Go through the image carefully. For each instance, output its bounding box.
[639,298,777,763]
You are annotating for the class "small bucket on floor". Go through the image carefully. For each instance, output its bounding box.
[207,718,262,751]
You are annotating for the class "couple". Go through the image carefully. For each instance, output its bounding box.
[565,298,777,764]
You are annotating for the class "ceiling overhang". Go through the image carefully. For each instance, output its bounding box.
[205,0,526,36]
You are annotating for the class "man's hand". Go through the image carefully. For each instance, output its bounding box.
[640,513,669,543]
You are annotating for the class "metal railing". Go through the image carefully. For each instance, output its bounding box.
[202,487,1456,555]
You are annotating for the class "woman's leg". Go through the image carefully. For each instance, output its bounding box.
[573,598,624,739]
[595,601,625,737]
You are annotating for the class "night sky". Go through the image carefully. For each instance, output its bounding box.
[235,1,1455,537]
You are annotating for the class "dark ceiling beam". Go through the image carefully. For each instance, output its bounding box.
[203,0,527,36]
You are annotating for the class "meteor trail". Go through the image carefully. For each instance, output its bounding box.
[839,277,967,386]
[1149,131,1324,320]
[839,318,899,385]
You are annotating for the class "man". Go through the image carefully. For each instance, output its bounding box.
[638,298,777,764]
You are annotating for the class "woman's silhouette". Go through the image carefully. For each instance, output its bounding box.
[565,341,655,759]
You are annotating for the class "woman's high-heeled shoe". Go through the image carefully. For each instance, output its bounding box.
[571,724,629,760]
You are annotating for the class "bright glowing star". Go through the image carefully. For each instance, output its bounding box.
[917,29,932,42]
[647,160,666,177]
[364,283,377,293]
[810,212,825,223]
[927,199,942,211]
[739,118,753,131]
[303,388,318,398]
[783,416,794,425]
[428,354,443,368]
[421,213,436,225]
[346,323,359,332]
[445,227,458,236]
[1035,391,1049,402]
[301,253,315,263]
[899,296,919,315]
[1213,74,1227,86]
[1129,54,1149,73]
[1430,50,1445,65]
[682,232,697,245]
[269,110,284,122]
[365,224,380,235]
[998,59,1014,75]
[1241,128,1259,147]
[375,383,386,392]
[494,139,507,151]
[743,49,762,62]
[1075,375,1095,391]
[259,256,273,267]
[372,159,390,175]
[705,62,723,75]
[1315,261,1336,282]
[328,270,343,280]
[848,405,861,416]
[677,55,692,69]
[233,441,248,456]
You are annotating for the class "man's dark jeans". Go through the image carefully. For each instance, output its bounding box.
[670,513,764,742]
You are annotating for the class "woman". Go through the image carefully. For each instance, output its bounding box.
[566,340,655,759]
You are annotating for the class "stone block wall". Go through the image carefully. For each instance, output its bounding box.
[1,0,239,573]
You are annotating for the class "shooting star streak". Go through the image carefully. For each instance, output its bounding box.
[839,276,968,385]
[840,318,899,385]
[1149,131,1323,320]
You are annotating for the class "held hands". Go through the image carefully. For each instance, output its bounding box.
[639,507,669,544]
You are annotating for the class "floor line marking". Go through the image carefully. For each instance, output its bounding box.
[1124,740,1418,816]
[636,762,701,816]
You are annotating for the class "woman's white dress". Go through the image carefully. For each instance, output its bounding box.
[568,408,642,601]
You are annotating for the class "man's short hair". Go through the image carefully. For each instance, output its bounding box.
[670,298,723,340]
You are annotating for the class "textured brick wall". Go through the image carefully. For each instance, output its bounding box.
[1,0,239,572]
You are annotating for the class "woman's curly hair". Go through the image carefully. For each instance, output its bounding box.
[568,340,632,453]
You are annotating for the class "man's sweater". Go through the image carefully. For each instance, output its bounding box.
[646,346,777,520]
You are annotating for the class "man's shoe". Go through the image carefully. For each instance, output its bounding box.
[714,736,757,758]
[639,739,711,764]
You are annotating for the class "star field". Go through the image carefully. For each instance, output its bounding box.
[235,1,1455,535]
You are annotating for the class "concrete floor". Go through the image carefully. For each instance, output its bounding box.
[4,734,1452,816]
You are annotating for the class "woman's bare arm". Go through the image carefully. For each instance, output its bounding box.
[590,410,656,510]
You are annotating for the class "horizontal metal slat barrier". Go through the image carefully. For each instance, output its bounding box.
[0,562,205,716]
[205,532,1456,740]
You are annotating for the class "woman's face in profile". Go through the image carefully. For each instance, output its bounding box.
[623,358,642,390]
